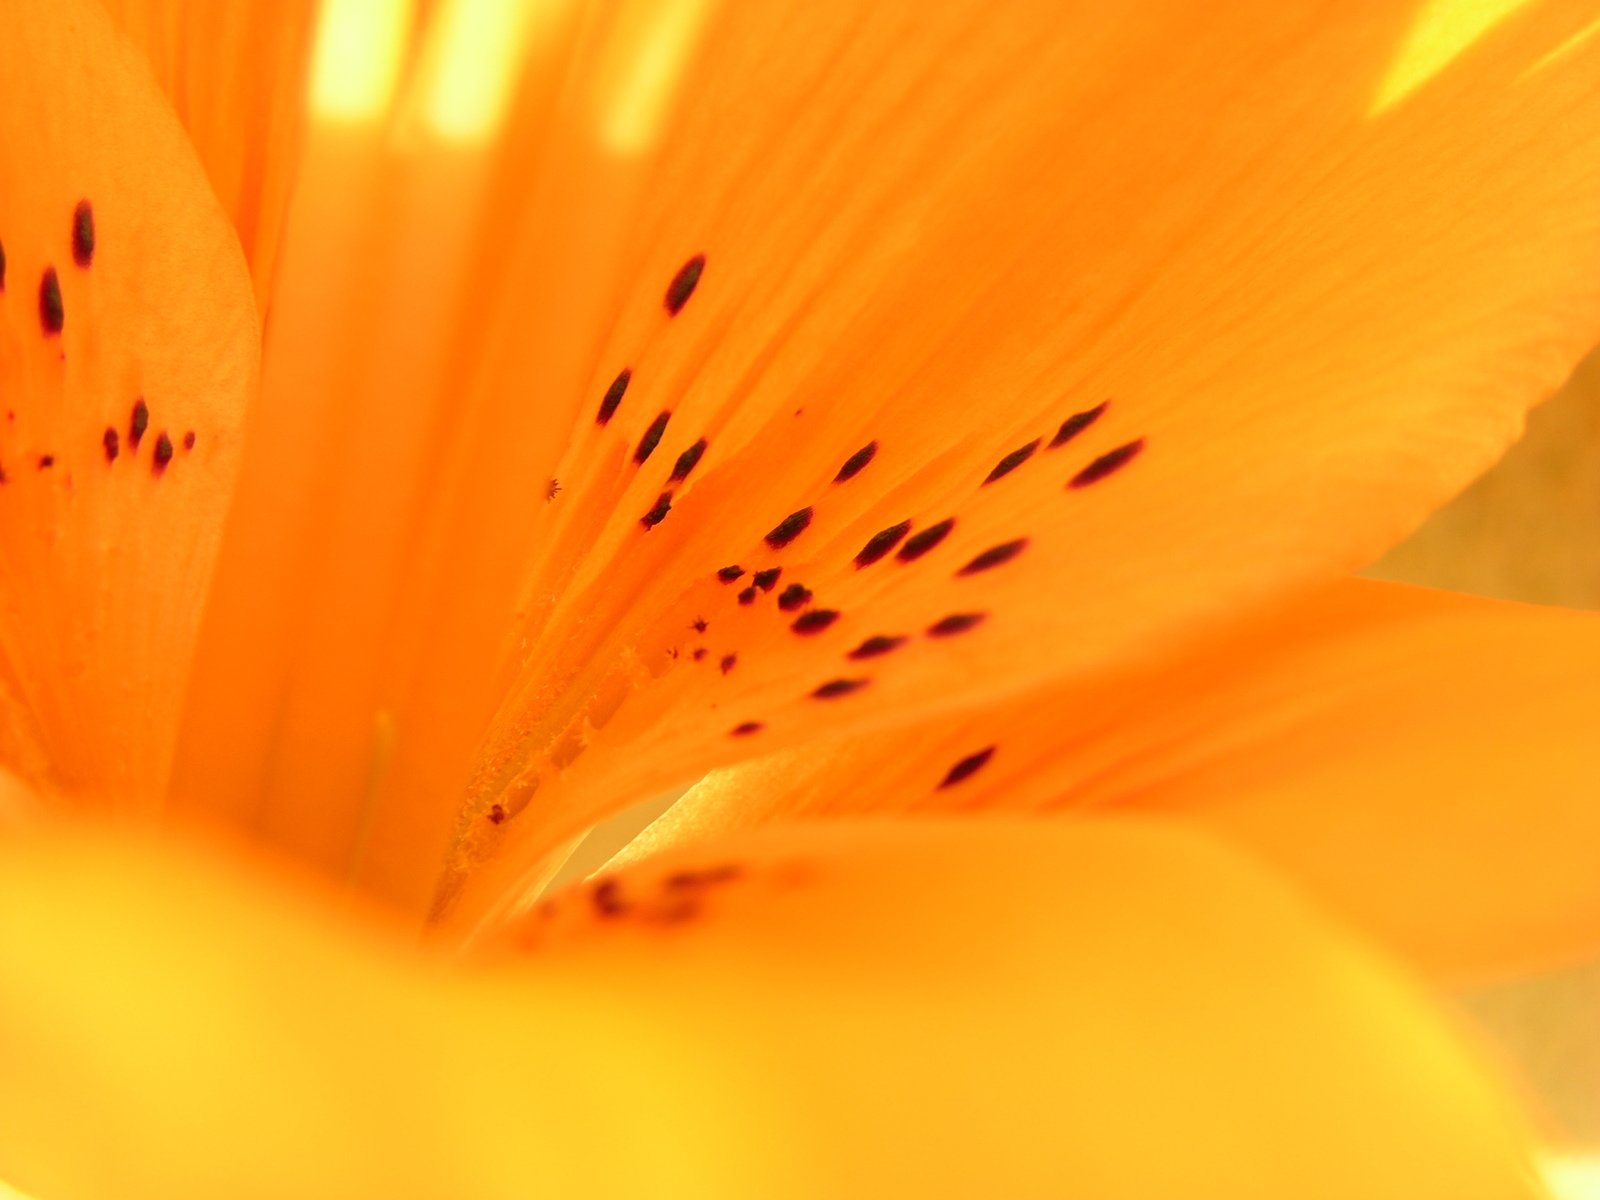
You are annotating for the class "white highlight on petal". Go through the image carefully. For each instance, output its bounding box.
[420,0,553,142]
[1521,14,1600,80]
[598,0,714,156]
[1544,1155,1600,1199]
[1370,0,1533,115]
[311,0,414,121]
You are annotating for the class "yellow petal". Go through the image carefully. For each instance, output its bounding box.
[97,0,320,307]
[0,0,259,808]
[622,578,1600,981]
[0,817,1550,1198]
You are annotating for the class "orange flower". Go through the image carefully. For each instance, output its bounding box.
[1,0,1599,1194]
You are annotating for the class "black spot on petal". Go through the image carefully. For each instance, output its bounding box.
[38,267,63,335]
[152,432,174,474]
[813,677,869,700]
[1049,401,1108,449]
[592,878,628,917]
[129,400,149,450]
[776,583,812,612]
[848,635,905,660]
[738,586,758,606]
[897,518,955,562]
[597,369,631,425]
[487,803,506,824]
[717,565,745,583]
[854,520,911,568]
[692,648,707,661]
[102,427,120,463]
[640,491,673,528]
[1069,439,1145,488]
[983,439,1040,485]
[0,238,7,289]
[37,454,54,470]
[691,617,708,633]
[956,538,1028,576]
[72,200,95,268]
[720,654,737,674]
[791,609,838,635]
[182,431,196,451]
[753,567,781,592]
[834,441,878,483]
[938,746,995,789]
[669,438,708,483]
[927,612,985,637]
[664,254,705,316]
[765,507,812,549]
[730,721,764,736]
[635,411,671,464]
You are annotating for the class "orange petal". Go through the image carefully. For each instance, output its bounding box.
[0,0,259,808]
[620,578,1600,981]
[97,0,320,307]
[0,817,1550,1198]
[164,2,1600,926]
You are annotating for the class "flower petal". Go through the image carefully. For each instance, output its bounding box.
[622,578,1600,981]
[0,0,259,807]
[0,817,1549,1198]
[160,1,1600,926]
[97,0,320,305]
[429,0,1600,924]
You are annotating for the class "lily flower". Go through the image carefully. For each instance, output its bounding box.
[2,0,1600,1194]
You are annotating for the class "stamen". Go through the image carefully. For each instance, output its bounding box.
[38,267,63,335]
[897,518,955,562]
[938,746,995,788]
[791,609,838,635]
[597,369,631,425]
[957,539,1028,576]
[854,520,911,568]
[664,253,705,316]
[71,200,95,268]
[1069,439,1146,488]
[834,441,878,483]
[776,583,812,612]
[848,635,905,660]
[634,411,671,463]
[668,437,708,483]
[983,439,1040,485]
[764,506,813,549]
